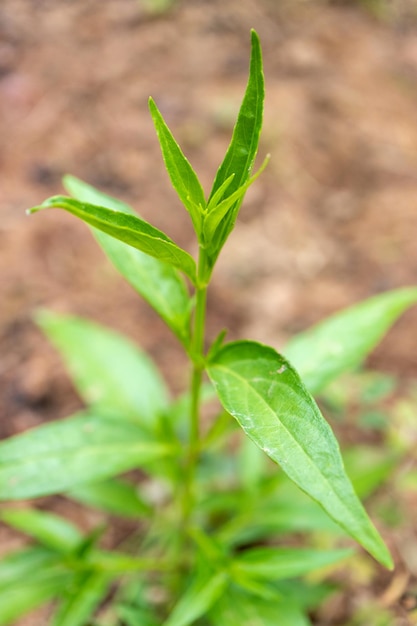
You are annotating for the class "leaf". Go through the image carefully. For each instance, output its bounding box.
[0,547,70,625]
[285,287,417,394]
[344,445,399,500]
[63,175,191,345]
[207,341,393,569]
[163,568,228,626]
[206,30,264,262]
[28,195,197,283]
[37,310,169,426]
[210,588,311,626]
[203,155,269,244]
[0,508,82,553]
[51,571,111,626]
[232,546,353,581]
[0,546,61,590]
[69,478,150,518]
[0,580,69,626]
[217,484,341,548]
[149,97,206,236]
[0,411,173,500]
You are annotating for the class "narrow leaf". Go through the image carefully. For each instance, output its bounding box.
[232,547,353,581]
[37,310,169,426]
[63,175,191,345]
[0,546,61,590]
[163,569,228,626]
[69,478,150,518]
[207,30,264,260]
[0,411,173,500]
[0,508,82,553]
[28,196,197,283]
[207,341,393,569]
[204,155,269,245]
[210,588,311,626]
[0,579,69,626]
[51,571,111,626]
[149,97,206,235]
[285,287,417,394]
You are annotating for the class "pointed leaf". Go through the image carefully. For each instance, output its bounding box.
[0,546,61,591]
[207,30,264,261]
[207,341,393,569]
[204,155,269,244]
[0,508,82,553]
[29,196,197,283]
[0,548,70,625]
[63,175,191,345]
[0,579,69,626]
[37,310,169,426]
[0,412,173,500]
[232,547,353,581]
[163,569,228,626]
[285,287,417,394]
[51,571,111,626]
[210,588,311,626]
[149,97,205,235]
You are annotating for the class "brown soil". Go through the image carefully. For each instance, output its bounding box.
[2,1,417,624]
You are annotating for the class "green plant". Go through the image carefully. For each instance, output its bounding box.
[1,30,417,625]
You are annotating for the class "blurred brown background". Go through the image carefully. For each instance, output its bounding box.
[2,1,417,622]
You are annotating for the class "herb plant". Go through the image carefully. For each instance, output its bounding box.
[1,30,417,625]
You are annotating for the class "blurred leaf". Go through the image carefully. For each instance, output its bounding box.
[0,412,173,500]
[285,287,417,394]
[29,195,197,283]
[344,445,399,500]
[63,175,191,345]
[232,546,353,581]
[0,580,68,626]
[51,571,111,626]
[217,483,342,548]
[37,310,169,427]
[0,508,82,554]
[210,588,311,626]
[69,478,150,518]
[163,567,228,626]
[207,341,393,569]
[0,547,70,625]
[149,97,206,236]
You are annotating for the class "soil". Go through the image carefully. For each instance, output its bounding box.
[2,1,417,624]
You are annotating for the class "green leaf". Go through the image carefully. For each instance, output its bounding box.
[69,478,150,518]
[210,588,311,626]
[203,155,269,244]
[0,580,69,626]
[207,30,264,262]
[0,547,70,625]
[207,341,393,569]
[0,411,173,500]
[163,568,228,626]
[0,546,61,590]
[285,287,417,394]
[51,571,111,626]
[217,483,342,548]
[149,97,206,236]
[232,546,353,581]
[344,445,399,500]
[63,175,191,345]
[28,195,197,283]
[37,310,169,426]
[0,508,82,553]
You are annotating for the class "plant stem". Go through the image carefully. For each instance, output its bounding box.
[181,247,208,531]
